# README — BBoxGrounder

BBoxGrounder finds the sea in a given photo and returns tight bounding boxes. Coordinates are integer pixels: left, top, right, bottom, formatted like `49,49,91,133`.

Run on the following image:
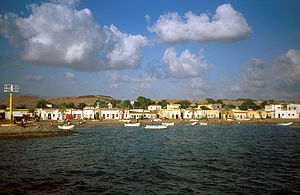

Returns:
0,124,299,194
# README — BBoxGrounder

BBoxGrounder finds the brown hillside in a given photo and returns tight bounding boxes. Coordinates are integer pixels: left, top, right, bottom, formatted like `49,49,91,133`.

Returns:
0,96,46,109
45,95,114,106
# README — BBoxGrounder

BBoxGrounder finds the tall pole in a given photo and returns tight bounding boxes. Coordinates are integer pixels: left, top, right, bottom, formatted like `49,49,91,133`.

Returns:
10,91,13,124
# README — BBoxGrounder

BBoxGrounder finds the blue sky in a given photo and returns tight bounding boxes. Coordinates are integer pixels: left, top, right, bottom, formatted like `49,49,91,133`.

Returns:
0,0,299,101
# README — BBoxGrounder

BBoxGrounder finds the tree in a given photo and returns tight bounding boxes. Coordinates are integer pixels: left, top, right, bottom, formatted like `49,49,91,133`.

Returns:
110,100,122,108
157,100,169,109
36,100,47,108
15,105,26,109
134,96,155,109
239,99,260,110
175,100,191,109
78,103,87,110
205,98,216,104
121,100,133,109
0,105,7,109
94,100,107,108
67,102,77,109
200,106,211,110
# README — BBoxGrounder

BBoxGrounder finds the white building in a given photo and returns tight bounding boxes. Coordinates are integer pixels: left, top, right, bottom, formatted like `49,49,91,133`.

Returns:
5,109,33,120
83,107,95,119
36,108,63,120
148,105,162,111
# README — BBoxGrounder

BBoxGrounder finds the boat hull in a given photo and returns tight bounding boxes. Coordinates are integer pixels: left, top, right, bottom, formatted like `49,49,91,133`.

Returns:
144,125,168,129
124,123,140,127
58,125,75,130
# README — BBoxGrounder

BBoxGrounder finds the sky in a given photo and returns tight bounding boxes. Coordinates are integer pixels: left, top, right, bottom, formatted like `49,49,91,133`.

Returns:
0,0,299,101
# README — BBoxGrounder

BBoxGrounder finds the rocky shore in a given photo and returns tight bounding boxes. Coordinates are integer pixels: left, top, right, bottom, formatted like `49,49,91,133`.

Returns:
0,121,77,139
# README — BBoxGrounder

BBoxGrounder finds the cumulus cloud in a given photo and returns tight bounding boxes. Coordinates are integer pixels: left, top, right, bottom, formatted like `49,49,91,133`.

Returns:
274,49,300,85
65,72,75,80
163,47,212,78
148,3,251,43
0,1,149,72
231,58,266,94
25,74,43,81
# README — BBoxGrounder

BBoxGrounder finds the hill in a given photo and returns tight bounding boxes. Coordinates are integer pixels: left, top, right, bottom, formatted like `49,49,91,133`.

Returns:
0,95,114,109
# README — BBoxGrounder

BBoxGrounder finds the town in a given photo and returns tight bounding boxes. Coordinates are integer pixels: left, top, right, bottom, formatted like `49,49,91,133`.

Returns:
1,96,299,123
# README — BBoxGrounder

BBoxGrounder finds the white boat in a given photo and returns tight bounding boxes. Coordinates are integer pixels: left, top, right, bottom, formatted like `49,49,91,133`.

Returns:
162,122,174,126
153,119,162,122
144,125,168,129
124,123,140,127
199,122,208,126
277,122,293,126
191,122,197,126
190,119,198,122
58,125,75,130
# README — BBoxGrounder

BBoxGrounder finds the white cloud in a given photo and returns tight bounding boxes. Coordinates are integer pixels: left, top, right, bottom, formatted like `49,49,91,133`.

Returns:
106,72,157,83
65,72,75,80
0,1,149,72
110,83,118,89
25,74,43,81
274,49,300,85
148,3,251,43
163,47,212,78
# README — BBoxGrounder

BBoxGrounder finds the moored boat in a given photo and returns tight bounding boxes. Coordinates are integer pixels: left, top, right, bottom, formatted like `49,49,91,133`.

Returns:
144,125,168,129
236,118,251,121
191,122,197,126
199,122,208,126
291,122,300,128
124,123,140,127
277,122,293,126
162,122,174,126
58,125,75,130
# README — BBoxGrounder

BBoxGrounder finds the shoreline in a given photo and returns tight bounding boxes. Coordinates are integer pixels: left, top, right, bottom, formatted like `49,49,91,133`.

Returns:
0,118,298,139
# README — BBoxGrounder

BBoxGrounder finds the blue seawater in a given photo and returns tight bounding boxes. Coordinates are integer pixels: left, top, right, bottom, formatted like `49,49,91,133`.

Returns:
0,124,299,194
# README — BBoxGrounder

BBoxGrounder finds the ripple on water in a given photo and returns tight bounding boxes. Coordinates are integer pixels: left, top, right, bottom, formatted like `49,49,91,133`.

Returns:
0,124,299,194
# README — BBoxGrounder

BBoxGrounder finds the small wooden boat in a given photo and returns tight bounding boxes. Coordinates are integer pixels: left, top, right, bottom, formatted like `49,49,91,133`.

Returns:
277,122,293,126
199,122,208,126
190,119,198,122
291,122,300,128
58,125,75,130
144,125,168,129
191,122,197,126
124,123,140,127
162,122,174,126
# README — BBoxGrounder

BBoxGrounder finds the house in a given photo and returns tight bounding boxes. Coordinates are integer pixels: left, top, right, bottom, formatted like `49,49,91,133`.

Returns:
198,104,222,110
5,109,33,120
266,104,300,119
167,104,180,110
72,109,84,120
247,110,261,119
100,109,121,120
232,109,248,119
148,105,162,111
36,108,63,120
222,109,233,120
83,107,95,119
202,109,221,119
160,109,182,119
130,110,156,119
183,109,194,119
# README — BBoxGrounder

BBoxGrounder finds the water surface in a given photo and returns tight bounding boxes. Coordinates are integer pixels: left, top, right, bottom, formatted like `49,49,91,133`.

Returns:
1,124,299,194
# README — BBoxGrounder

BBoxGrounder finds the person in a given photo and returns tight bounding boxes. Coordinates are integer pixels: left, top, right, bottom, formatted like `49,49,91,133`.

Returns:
21,120,24,128
49,121,53,127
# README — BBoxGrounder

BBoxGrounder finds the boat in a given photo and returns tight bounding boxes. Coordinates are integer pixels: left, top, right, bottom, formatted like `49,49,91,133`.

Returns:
162,122,174,126
153,119,162,122
144,125,168,129
124,123,140,127
277,122,293,126
199,122,208,126
236,118,251,121
58,125,75,130
190,119,198,122
191,122,197,126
